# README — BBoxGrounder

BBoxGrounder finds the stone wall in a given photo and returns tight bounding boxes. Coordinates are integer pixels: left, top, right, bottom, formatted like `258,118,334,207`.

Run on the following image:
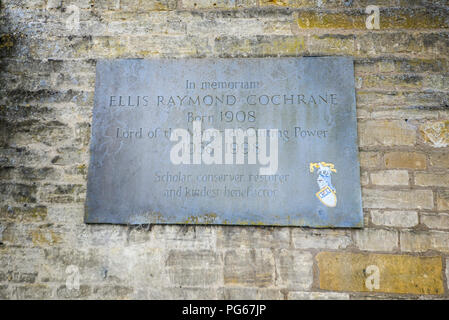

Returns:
0,0,448,299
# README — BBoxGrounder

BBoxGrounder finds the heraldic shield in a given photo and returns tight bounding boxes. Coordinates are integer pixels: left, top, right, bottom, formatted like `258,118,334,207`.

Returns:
310,162,337,208
316,185,337,207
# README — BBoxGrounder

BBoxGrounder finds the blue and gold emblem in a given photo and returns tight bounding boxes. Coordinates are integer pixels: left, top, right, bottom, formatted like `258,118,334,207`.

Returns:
309,162,337,207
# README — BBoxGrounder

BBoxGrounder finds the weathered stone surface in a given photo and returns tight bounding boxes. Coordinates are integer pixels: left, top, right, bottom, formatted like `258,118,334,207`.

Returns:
128,225,217,250
415,173,449,187
166,249,221,268
105,246,171,290
384,152,427,170
217,227,289,249
401,231,449,253
145,287,221,300
46,206,84,224
360,171,369,186
437,191,449,211
359,108,439,121
166,250,223,287
357,91,449,109
56,285,92,299
353,228,398,252
37,247,107,284
287,291,350,300
359,151,382,169
224,249,275,287
364,73,415,90
11,284,54,299
182,0,240,9
0,285,8,300
168,267,222,287
219,288,283,300
39,183,85,204
421,214,449,230
0,271,37,283
91,285,134,299
0,248,45,275
0,205,47,222
429,152,449,168
306,34,355,56
215,35,308,57
370,170,409,186
1,223,73,247
317,252,444,295
295,8,449,30
292,229,352,250
0,183,37,203
371,210,418,228
356,32,449,58
274,250,313,290
359,121,416,147
362,189,433,210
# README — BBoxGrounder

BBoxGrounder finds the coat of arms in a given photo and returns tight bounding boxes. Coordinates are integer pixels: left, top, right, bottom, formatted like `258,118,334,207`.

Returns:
309,162,337,207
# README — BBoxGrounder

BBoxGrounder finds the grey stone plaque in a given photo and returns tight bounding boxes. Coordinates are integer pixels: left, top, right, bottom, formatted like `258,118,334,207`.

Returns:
86,57,363,227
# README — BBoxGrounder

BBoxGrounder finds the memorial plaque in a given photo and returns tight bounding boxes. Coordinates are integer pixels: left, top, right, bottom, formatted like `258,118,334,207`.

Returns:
86,57,363,227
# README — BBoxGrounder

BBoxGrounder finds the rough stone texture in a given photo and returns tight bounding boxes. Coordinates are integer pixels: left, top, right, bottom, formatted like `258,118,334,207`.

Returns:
384,152,427,170
292,229,352,250
219,287,283,300
353,229,398,252
400,231,449,253
437,191,449,211
287,291,350,300
359,121,416,147
421,214,449,230
274,250,313,290
359,151,382,169
371,210,418,228
429,152,449,168
0,0,448,299
224,249,275,288
317,252,444,295
362,189,434,210
370,170,409,186
415,173,449,187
